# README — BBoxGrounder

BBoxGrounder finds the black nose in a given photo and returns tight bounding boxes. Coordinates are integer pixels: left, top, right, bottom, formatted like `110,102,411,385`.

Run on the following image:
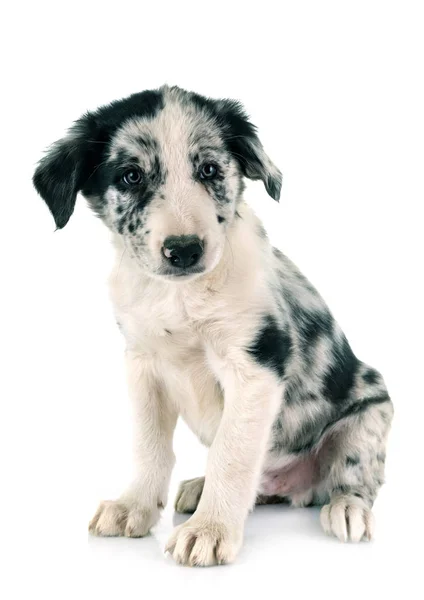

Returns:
162,236,203,269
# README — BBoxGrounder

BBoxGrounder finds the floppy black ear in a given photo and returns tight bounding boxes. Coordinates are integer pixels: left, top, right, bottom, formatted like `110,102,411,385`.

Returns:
33,116,95,229
216,100,282,201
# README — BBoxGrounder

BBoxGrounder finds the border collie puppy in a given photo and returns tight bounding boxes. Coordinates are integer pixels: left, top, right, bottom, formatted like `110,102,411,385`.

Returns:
33,85,393,566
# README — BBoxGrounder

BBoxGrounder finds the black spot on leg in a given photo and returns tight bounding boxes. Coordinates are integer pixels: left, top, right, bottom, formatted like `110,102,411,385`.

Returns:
346,455,361,467
217,215,225,223
248,315,292,379
128,223,135,234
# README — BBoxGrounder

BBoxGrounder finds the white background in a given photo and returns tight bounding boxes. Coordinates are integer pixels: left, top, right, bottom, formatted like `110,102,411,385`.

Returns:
2,1,423,598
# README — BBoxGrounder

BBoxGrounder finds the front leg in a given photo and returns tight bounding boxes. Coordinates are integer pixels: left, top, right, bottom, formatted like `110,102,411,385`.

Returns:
89,351,177,537
166,358,283,566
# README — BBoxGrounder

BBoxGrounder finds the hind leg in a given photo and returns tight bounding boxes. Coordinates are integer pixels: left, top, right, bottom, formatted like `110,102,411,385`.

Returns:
318,378,393,542
174,477,205,514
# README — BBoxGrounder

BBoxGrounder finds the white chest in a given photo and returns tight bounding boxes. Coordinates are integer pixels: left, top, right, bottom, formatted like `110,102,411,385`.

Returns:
112,275,224,445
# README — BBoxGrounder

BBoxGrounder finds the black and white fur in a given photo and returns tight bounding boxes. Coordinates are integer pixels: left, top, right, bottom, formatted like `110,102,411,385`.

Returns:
33,85,393,566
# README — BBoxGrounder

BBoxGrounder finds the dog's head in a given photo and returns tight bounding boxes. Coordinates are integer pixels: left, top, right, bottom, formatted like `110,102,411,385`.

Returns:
34,86,281,280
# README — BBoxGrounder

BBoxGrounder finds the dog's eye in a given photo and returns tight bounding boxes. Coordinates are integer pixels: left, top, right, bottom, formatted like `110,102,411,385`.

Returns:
122,168,142,185
199,163,218,180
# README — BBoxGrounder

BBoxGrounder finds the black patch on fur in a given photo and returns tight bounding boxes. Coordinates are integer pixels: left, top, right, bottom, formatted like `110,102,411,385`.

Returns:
322,335,359,403
286,438,315,455
185,89,282,200
346,455,360,467
33,89,164,228
329,394,391,427
362,368,380,385
248,315,292,379
282,286,334,371
298,310,333,347
217,215,225,223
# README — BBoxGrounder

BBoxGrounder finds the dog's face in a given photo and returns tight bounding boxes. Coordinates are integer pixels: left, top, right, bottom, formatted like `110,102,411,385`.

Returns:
34,86,281,280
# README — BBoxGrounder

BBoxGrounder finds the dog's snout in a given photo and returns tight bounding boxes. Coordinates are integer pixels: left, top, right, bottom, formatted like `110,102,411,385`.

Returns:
162,236,203,269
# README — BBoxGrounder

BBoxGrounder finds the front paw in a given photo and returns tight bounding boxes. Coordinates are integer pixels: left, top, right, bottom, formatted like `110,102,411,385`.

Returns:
320,496,375,542
89,500,160,538
165,515,242,567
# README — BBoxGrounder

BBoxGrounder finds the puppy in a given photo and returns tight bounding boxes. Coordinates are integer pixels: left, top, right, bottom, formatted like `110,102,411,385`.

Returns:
33,85,393,566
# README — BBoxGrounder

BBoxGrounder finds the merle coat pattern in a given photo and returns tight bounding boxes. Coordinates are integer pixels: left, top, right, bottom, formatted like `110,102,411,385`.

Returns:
33,85,393,566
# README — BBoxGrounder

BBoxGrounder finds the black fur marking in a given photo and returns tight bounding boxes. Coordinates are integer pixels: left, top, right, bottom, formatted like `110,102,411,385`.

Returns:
286,438,315,455
185,89,282,200
215,99,282,200
281,403,333,454
322,334,359,404
362,368,380,385
346,455,361,467
217,215,225,223
136,135,159,154
296,309,333,367
33,89,164,228
282,393,391,456
332,485,351,496
328,394,391,427
91,90,164,131
248,315,292,379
